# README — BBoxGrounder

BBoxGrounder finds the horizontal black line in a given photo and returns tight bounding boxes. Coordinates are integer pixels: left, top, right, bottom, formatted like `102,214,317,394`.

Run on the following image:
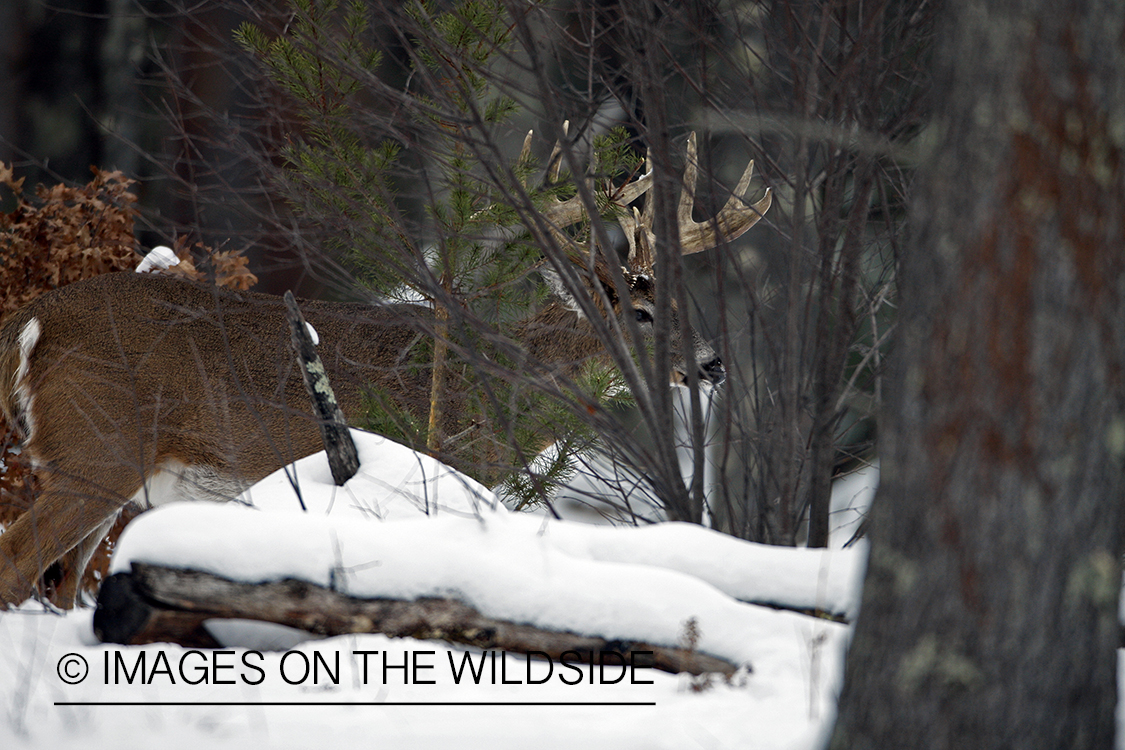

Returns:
54,701,657,707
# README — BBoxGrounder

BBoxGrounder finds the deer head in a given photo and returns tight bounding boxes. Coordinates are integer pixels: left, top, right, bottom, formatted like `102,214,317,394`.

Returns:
520,128,772,390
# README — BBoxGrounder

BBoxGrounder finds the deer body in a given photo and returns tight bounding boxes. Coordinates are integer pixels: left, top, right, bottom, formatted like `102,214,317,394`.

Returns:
0,268,718,607
0,132,770,608
0,273,434,606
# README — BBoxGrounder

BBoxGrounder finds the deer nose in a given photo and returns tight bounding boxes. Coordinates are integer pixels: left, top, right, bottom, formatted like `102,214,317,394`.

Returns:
700,357,726,385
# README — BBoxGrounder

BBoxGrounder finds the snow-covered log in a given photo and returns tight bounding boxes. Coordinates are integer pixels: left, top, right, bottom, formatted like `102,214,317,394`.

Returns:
93,563,737,675
92,431,855,686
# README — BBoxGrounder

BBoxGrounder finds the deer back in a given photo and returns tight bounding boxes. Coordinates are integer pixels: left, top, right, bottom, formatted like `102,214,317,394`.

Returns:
1,272,436,497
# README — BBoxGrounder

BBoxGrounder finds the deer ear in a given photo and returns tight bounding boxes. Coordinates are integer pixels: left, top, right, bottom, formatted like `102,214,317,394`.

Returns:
541,268,583,314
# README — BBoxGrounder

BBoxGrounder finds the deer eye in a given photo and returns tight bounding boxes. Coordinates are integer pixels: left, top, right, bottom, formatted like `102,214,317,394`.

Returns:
633,308,653,324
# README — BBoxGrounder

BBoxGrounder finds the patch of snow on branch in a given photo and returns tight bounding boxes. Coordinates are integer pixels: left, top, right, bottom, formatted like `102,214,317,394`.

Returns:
135,245,180,273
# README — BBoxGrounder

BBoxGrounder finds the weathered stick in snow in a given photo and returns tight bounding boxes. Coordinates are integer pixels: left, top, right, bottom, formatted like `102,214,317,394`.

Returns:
283,291,359,486
94,564,740,676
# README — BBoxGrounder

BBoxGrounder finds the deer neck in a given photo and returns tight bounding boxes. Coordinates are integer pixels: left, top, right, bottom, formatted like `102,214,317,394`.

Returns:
513,302,608,375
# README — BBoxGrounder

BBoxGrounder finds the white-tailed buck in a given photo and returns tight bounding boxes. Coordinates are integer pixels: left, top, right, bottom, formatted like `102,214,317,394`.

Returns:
0,133,770,608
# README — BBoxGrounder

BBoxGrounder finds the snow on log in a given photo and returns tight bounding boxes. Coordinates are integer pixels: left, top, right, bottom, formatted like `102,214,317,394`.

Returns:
241,430,865,619
94,431,855,681
536,521,865,620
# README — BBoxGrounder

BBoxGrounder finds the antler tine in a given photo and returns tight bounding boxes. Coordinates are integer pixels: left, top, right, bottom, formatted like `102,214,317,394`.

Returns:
615,157,654,207
678,132,700,232
517,129,534,189
546,120,569,184
621,205,656,271
620,154,656,270
540,121,588,231
640,154,655,234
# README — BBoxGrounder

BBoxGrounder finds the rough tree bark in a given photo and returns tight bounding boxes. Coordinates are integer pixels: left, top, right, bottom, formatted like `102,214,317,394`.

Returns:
832,0,1125,746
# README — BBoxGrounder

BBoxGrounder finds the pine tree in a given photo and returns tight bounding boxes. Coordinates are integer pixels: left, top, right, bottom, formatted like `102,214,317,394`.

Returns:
236,0,640,502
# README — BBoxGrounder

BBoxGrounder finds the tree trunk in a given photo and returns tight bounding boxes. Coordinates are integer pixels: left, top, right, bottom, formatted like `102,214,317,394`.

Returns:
832,0,1125,746
427,301,450,454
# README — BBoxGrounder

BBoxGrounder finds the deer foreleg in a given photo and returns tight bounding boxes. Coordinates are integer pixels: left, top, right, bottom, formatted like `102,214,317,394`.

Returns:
0,471,134,609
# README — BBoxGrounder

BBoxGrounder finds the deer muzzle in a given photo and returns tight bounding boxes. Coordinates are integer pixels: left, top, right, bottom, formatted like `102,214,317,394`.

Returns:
700,356,726,386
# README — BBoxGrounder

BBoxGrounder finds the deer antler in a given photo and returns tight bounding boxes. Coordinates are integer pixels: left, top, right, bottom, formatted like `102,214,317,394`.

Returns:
679,133,772,256
525,127,769,268
533,122,655,247
621,132,772,270
620,201,656,270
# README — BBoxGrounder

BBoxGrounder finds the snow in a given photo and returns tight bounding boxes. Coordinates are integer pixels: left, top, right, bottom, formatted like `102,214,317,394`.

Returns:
134,245,179,273
236,430,500,520
2,606,845,749
2,429,868,749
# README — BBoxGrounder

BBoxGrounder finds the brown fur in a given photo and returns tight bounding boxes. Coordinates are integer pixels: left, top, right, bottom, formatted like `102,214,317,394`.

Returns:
0,273,429,606
0,270,718,608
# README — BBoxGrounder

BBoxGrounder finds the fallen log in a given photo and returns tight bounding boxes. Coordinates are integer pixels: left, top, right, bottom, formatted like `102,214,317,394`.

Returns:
94,563,741,676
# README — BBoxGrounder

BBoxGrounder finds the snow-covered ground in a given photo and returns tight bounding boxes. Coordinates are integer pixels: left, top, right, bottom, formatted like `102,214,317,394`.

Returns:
1,431,875,749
